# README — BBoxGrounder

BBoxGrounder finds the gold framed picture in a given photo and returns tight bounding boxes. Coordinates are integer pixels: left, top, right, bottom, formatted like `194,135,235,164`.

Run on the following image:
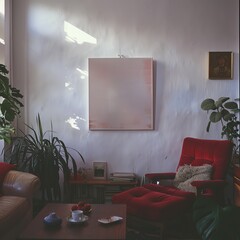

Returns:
208,52,233,80
93,162,107,180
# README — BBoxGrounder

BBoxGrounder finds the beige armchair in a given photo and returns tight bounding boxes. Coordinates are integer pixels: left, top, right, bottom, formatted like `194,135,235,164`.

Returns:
0,170,40,240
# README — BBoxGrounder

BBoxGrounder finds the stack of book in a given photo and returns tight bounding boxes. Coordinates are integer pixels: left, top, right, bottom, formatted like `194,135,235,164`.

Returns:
109,172,136,182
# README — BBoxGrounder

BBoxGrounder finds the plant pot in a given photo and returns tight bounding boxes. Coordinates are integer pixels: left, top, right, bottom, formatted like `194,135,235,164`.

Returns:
233,162,240,207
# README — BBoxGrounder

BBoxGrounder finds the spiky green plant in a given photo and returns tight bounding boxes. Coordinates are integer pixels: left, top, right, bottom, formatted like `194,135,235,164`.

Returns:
8,114,84,202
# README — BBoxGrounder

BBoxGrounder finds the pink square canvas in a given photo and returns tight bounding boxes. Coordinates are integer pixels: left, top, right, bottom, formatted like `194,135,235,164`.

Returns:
89,58,153,130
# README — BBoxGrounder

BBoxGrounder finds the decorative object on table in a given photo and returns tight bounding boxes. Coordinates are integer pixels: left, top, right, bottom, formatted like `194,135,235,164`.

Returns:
93,162,107,180
6,114,85,202
109,172,136,182
66,215,88,224
201,97,239,164
0,64,24,144
98,216,123,224
208,52,233,80
67,205,89,224
71,201,92,215
71,209,83,221
89,58,154,130
75,167,93,180
43,212,62,227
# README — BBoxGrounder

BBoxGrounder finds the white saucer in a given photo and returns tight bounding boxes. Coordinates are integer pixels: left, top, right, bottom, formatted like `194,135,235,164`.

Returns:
67,215,88,224
98,216,123,224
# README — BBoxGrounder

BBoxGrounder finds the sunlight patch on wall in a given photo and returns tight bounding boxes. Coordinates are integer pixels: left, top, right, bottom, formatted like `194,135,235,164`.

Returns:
0,38,5,45
0,0,4,16
64,21,97,45
66,115,86,130
76,68,88,80
65,82,74,90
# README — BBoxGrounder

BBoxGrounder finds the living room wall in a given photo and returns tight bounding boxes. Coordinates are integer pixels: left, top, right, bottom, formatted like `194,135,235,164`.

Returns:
10,0,239,177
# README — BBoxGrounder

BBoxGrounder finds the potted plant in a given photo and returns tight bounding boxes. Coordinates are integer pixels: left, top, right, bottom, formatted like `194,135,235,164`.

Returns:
201,97,240,161
7,114,85,202
0,64,23,143
201,97,240,205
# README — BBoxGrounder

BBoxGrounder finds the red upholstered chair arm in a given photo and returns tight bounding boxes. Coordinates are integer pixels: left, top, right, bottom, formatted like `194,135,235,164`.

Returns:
145,172,176,183
191,179,226,188
191,180,226,196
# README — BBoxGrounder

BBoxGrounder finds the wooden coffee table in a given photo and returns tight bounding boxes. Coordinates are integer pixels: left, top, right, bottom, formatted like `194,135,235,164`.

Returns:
18,203,126,240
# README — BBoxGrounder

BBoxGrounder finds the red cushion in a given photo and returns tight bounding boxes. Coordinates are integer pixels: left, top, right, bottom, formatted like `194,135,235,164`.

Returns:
144,184,195,199
0,162,16,192
112,185,195,222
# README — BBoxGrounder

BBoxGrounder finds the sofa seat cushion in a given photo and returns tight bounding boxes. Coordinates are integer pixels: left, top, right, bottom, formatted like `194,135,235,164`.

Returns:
0,196,29,233
112,184,195,222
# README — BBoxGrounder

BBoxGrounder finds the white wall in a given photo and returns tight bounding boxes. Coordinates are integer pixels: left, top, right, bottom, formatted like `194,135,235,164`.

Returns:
11,0,239,177
0,0,4,158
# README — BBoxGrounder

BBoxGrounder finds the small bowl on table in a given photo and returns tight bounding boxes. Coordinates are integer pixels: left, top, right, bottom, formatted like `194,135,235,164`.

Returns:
43,212,62,228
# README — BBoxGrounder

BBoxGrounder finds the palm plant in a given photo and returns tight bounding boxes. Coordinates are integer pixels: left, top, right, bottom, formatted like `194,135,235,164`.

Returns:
7,114,84,202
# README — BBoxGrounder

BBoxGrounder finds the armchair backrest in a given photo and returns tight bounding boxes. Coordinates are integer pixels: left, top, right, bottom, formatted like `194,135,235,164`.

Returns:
178,137,233,180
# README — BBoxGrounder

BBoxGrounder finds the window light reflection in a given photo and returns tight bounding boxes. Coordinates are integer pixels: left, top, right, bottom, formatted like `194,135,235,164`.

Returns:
0,0,4,15
0,38,5,45
76,68,88,79
65,82,73,90
64,21,97,45
66,116,86,130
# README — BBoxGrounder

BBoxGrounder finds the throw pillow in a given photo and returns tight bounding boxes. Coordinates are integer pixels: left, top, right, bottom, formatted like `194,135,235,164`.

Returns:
0,162,16,192
174,164,213,194
174,164,192,186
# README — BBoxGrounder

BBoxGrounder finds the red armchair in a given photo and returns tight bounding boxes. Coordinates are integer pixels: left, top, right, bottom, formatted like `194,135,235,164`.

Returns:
112,137,233,238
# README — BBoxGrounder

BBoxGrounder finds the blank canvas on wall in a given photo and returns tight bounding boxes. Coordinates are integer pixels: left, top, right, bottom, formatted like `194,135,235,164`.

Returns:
88,58,153,130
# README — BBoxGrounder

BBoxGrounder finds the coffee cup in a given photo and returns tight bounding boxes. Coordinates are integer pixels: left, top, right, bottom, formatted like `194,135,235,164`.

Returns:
71,210,83,221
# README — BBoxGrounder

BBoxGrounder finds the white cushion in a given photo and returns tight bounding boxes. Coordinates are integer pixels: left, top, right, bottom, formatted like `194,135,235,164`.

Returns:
174,164,213,194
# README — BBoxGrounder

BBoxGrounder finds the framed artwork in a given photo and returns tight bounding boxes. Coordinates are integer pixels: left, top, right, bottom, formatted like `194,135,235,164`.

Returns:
93,162,107,180
208,52,233,79
88,58,154,130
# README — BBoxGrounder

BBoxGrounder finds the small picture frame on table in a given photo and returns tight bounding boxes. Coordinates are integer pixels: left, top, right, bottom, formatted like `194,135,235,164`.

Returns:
93,162,107,180
208,51,233,80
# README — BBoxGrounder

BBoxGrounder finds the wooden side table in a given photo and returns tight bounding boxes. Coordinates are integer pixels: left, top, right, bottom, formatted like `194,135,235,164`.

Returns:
66,177,138,203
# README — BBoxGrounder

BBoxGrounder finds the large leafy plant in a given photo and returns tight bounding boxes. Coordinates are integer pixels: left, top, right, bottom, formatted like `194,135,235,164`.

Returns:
0,64,23,143
7,114,84,202
201,97,240,157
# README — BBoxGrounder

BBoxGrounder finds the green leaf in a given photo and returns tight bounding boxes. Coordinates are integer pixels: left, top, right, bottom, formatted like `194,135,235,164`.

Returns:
0,75,9,87
215,97,230,108
221,109,230,121
223,113,235,121
210,112,222,123
0,64,9,75
224,101,238,110
201,99,216,110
